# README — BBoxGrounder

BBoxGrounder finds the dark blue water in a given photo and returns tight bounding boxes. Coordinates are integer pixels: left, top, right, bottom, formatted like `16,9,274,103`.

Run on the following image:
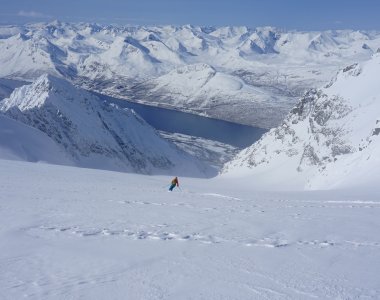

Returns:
97,93,267,148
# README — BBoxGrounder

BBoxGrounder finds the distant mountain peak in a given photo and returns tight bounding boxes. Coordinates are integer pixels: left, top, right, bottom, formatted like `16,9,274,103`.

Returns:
1,74,81,111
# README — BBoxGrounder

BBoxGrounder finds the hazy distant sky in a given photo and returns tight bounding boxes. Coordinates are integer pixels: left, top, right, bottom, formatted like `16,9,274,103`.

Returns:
0,0,379,30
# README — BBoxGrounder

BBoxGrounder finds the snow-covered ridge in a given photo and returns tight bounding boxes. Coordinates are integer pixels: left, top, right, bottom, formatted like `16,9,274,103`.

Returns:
222,54,380,190
1,22,380,127
0,74,211,176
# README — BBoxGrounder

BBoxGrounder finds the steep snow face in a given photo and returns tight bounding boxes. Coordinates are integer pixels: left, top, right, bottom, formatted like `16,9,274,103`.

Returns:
0,75,210,176
1,22,380,127
0,114,72,164
222,54,380,190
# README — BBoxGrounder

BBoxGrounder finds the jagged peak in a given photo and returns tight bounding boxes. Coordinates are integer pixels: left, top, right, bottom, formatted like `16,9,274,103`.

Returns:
0,76,49,111
46,19,64,27
254,26,282,34
33,73,62,88
0,74,89,111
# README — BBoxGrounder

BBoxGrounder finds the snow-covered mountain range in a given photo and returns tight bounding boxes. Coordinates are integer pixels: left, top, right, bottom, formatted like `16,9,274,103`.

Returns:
222,54,380,190
0,74,210,176
1,22,380,127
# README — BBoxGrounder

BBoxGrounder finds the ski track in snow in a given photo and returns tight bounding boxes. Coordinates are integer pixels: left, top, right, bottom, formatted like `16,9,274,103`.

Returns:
27,223,380,250
24,189,380,250
1,160,380,299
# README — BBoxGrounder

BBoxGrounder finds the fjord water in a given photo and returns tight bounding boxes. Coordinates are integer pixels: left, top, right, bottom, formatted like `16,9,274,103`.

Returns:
98,93,267,148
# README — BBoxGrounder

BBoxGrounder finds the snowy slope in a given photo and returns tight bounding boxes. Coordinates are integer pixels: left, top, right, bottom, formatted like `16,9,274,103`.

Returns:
0,75,210,176
222,54,380,190
0,114,72,164
1,159,380,299
1,22,380,127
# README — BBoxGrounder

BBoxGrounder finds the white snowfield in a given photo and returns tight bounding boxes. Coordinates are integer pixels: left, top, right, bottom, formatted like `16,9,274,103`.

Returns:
223,54,380,190
0,159,379,299
1,22,380,127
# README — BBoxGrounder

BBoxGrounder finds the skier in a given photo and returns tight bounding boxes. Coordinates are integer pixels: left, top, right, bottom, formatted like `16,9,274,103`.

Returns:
169,176,179,191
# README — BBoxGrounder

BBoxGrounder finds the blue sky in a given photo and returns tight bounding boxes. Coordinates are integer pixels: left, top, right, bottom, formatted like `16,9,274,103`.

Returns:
0,0,379,30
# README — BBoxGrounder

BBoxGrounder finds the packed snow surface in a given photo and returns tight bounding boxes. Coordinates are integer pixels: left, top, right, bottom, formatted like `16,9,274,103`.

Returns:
0,159,379,299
